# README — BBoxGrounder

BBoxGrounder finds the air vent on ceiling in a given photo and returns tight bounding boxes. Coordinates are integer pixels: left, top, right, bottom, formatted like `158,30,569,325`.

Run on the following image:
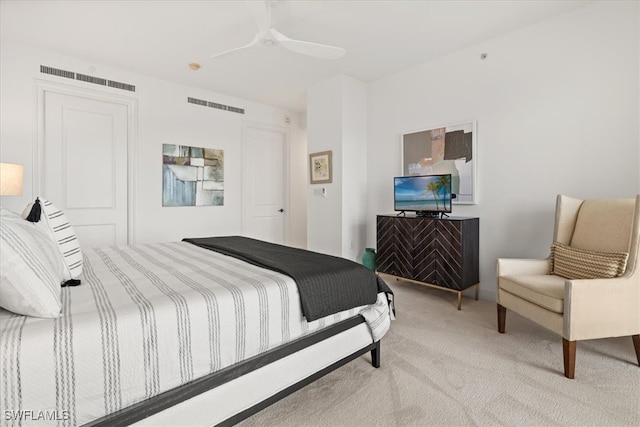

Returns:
187,97,245,115
40,65,136,93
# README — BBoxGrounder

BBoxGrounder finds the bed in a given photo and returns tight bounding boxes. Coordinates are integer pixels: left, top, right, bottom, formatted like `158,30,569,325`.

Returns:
0,222,393,426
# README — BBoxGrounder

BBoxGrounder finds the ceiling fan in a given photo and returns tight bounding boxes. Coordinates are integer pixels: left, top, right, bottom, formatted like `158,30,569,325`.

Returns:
210,1,346,60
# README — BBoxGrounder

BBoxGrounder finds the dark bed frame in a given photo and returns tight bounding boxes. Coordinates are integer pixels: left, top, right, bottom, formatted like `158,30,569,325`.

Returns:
85,315,381,427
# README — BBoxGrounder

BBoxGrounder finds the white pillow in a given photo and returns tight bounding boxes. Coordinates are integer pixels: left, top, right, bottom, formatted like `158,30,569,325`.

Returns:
23,198,83,281
0,208,64,317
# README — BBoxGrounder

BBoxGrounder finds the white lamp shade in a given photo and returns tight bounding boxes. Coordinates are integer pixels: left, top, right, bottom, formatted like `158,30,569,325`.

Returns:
0,163,24,196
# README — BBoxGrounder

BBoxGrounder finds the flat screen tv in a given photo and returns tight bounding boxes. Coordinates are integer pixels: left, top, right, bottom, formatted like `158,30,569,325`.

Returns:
394,174,453,217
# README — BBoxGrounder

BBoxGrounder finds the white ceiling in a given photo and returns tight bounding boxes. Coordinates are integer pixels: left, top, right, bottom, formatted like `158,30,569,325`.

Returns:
1,0,592,112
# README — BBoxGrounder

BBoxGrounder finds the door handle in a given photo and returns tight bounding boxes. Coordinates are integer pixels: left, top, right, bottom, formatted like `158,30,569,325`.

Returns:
278,209,284,212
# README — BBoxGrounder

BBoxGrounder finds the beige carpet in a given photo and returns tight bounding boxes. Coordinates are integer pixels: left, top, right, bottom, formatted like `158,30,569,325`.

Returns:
238,276,640,426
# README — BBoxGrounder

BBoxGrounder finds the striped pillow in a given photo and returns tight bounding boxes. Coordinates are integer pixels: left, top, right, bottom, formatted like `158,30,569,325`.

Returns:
549,242,628,280
0,208,63,317
22,198,83,280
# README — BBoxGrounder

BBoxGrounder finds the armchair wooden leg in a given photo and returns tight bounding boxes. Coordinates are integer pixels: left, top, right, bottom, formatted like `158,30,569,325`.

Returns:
632,335,640,366
497,304,506,333
563,339,576,379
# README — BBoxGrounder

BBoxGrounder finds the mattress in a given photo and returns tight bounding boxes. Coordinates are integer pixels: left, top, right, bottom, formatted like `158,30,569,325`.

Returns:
0,241,391,427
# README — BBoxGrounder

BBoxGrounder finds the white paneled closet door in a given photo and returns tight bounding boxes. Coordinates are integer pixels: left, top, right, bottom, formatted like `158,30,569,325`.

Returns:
242,124,288,245
41,90,130,248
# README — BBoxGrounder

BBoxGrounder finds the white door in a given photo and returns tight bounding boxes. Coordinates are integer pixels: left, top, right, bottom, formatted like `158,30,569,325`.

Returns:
242,125,288,244
41,90,129,248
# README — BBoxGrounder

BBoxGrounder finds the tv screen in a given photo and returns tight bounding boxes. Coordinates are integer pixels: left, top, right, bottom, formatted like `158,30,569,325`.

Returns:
394,174,452,216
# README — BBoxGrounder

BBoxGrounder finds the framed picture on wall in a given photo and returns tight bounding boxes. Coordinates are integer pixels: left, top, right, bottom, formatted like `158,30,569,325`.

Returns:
401,121,477,204
309,150,333,184
162,143,224,206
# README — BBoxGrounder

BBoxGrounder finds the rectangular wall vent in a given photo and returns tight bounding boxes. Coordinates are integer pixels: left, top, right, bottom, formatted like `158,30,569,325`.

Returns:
187,97,208,106
108,80,136,92
40,65,136,93
76,73,107,86
188,97,245,115
40,65,75,79
227,106,245,114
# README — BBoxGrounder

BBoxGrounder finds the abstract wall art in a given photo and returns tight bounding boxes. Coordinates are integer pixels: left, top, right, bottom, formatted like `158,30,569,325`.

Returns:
162,143,224,206
401,121,476,204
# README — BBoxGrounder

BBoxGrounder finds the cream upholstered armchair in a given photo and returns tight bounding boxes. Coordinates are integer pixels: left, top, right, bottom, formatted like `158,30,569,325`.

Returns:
497,194,640,378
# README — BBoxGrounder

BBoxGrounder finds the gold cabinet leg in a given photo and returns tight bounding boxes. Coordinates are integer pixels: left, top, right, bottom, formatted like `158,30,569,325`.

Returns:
382,273,478,311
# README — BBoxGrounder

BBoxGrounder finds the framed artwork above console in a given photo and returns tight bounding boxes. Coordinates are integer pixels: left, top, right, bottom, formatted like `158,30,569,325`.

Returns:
401,121,476,204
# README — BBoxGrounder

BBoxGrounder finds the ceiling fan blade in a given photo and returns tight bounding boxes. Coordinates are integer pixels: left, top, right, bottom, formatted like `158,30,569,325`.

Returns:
256,0,273,37
210,33,261,59
270,28,346,60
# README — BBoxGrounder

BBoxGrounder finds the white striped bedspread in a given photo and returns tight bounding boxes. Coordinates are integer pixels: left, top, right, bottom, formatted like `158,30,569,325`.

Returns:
0,241,391,427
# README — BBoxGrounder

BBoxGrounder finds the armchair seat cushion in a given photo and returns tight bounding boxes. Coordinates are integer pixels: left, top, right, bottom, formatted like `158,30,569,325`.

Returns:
500,274,566,314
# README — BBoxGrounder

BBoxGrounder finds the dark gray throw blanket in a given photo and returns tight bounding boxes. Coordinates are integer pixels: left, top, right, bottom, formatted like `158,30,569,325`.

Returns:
184,236,392,321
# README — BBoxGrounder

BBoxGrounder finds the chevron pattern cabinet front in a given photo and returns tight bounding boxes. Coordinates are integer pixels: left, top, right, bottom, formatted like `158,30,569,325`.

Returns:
376,215,479,291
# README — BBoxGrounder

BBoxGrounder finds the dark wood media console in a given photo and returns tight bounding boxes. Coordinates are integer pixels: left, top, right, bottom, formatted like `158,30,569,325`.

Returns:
376,215,479,309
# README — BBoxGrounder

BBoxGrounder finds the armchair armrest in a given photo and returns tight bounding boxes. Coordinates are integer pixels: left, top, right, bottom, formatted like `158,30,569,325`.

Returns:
497,258,550,277
564,276,640,341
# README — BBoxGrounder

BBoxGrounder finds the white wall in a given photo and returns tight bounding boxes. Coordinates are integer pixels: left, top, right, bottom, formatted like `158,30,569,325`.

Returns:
367,1,640,300
341,77,368,261
288,124,308,249
0,41,307,246
307,76,344,257
307,75,368,260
